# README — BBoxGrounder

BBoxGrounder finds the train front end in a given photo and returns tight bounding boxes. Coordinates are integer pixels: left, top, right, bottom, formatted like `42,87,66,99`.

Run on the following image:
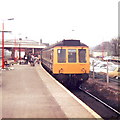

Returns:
52,40,90,88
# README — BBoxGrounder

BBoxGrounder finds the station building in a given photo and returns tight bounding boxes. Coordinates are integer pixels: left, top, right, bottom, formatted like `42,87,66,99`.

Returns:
0,39,49,59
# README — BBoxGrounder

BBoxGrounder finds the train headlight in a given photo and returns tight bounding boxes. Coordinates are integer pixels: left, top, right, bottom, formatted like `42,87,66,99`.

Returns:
81,68,86,73
59,68,63,73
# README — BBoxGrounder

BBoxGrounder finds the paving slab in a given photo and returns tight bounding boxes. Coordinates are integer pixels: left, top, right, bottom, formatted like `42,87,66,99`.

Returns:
1,64,101,119
2,64,66,118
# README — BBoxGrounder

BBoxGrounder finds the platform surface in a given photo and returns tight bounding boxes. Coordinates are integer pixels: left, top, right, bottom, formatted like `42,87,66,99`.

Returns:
1,64,101,119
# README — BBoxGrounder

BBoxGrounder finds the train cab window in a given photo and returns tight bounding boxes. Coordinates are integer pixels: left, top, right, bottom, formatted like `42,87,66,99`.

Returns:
57,49,66,63
78,49,86,63
68,49,76,63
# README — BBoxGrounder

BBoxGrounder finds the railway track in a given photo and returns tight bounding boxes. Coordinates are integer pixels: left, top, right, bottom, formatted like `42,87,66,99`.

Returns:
109,78,120,84
90,72,120,85
69,87,120,119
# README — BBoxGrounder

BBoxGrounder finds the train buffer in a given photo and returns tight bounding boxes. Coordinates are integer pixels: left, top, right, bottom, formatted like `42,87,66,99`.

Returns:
2,64,102,119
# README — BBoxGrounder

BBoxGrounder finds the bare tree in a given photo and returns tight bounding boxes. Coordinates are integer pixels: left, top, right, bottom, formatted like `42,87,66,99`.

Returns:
92,38,119,56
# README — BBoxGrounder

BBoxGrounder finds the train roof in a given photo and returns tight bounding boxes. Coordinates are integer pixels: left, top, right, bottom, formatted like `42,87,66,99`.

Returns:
43,39,88,50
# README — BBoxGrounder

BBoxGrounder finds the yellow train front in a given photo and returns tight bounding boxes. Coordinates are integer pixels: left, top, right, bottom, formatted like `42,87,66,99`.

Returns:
41,39,90,88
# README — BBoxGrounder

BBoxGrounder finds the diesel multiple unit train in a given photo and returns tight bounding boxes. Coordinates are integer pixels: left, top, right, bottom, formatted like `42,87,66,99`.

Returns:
41,39,90,88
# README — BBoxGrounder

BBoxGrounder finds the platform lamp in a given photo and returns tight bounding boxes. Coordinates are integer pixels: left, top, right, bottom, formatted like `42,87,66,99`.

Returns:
0,18,14,69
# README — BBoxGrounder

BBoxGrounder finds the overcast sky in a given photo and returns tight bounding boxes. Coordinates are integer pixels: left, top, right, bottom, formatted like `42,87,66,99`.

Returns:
0,0,118,47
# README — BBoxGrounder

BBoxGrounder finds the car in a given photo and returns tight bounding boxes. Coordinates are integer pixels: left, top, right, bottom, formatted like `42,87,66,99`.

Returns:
103,56,113,61
100,65,120,79
90,59,101,71
108,65,120,79
91,61,114,73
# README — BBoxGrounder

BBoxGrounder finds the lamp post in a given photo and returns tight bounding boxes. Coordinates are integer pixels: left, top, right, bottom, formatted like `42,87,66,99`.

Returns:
1,18,14,69
2,22,4,69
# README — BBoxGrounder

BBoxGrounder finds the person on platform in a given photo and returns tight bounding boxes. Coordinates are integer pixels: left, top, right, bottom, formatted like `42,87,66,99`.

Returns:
30,54,35,66
27,53,31,64
24,54,28,64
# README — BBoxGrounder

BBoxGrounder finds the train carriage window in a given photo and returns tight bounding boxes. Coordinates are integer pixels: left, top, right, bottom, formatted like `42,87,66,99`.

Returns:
78,49,86,63
57,49,66,63
68,49,76,63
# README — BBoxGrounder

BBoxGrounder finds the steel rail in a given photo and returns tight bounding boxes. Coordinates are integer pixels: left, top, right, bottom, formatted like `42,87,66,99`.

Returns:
109,78,120,84
79,87,120,115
